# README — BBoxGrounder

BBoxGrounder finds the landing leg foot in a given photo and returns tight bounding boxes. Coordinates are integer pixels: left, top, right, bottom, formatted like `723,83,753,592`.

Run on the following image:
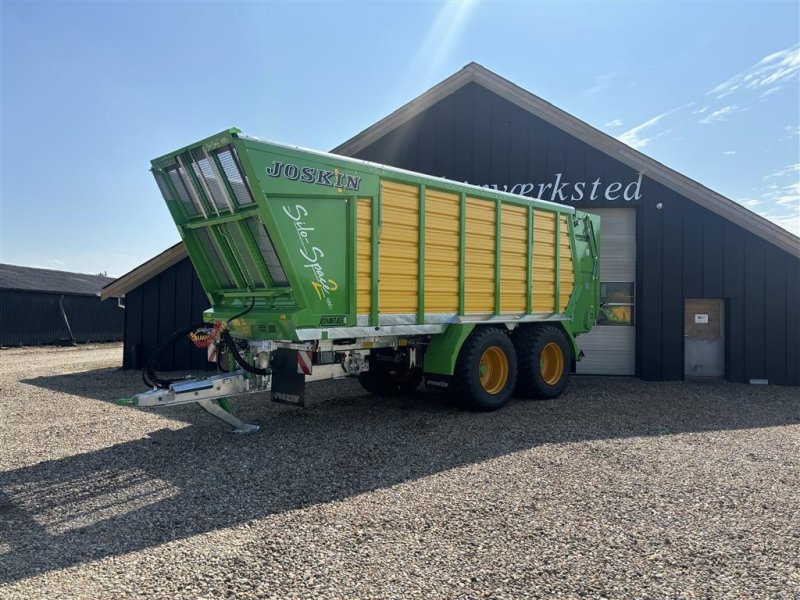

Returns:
198,399,260,434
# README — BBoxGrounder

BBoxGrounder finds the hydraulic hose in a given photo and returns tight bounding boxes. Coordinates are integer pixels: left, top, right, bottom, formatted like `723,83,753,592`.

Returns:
143,321,210,388
142,299,268,388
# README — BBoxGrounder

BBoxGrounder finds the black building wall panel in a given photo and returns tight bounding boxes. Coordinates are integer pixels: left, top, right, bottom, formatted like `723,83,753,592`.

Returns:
0,290,122,346
702,211,725,298
660,188,685,381
173,259,196,371
351,81,799,385
451,86,473,183
764,245,787,385
470,86,493,185
123,287,143,368
60,295,124,342
141,278,160,372
121,258,210,371
489,96,510,185
157,268,177,372
682,201,704,299
786,259,800,385
638,189,664,380
744,236,767,381
723,222,746,382
508,104,531,185
434,93,455,177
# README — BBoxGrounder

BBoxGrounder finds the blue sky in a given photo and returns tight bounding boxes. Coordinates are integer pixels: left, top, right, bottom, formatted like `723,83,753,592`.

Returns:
2,1,798,276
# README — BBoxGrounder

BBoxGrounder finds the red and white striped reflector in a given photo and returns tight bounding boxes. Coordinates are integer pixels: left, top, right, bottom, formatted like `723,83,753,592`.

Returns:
297,350,313,375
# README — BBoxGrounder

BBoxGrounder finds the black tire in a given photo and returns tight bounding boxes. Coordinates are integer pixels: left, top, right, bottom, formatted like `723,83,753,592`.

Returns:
452,327,517,411
512,324,570,400
358,364,423,396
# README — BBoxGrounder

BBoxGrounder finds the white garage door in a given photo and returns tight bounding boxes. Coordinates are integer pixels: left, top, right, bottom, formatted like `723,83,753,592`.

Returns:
576,208,636,375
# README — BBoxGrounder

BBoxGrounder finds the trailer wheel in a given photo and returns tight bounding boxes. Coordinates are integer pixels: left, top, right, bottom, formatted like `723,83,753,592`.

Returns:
512,325,570,400
453,327,517,411
358,365,423,397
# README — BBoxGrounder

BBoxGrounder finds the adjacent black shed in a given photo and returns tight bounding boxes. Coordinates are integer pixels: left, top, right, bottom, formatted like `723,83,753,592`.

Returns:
101,244,210,370
0,264,123,346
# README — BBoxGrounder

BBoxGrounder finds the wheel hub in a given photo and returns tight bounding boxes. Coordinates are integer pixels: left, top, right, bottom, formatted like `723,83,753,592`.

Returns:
540,342,564,385
479,346,509,394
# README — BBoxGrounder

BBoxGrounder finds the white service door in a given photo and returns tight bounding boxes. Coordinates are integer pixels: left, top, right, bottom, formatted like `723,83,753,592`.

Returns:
576,208,636,375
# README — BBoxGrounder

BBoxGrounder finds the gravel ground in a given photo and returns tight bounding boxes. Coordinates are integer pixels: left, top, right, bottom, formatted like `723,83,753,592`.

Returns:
0,343,798,599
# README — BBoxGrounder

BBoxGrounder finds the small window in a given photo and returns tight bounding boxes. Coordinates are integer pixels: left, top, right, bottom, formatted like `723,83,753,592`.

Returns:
597,282,634,326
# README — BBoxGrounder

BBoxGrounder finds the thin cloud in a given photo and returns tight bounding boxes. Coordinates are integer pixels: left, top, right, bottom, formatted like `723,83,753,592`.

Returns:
775,182,800,206
605,118,623,127
723,150,737,155
708,43,800,97
783,181,800,195
617,113,669,149
763,163,800,179
700,105,746,124
760,86,782,98
776,195,800,206
778,125,800,142
617,103,692,149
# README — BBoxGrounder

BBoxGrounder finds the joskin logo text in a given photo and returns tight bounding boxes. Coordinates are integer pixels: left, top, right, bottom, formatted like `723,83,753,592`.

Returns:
267,161,361,192
282,204,339,309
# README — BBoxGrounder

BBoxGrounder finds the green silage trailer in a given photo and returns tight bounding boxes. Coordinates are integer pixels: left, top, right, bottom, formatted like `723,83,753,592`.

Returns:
125,128,601,432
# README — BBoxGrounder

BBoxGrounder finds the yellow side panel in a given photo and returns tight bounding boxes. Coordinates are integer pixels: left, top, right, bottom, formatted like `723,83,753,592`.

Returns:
500,204,528,313
425,189,460,313
356,198,372,315
559,214,575,312
379,181,419,314
558,215,575,312
465,197,495,313
532,210,556,312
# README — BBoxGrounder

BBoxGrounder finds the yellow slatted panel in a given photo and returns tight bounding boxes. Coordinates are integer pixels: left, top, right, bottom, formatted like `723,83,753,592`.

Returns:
532,210,556,312
356,198,372,315
465,197,495,313
379,181,419,314
425,189,460,313
500,204,528,313
559,214,575,311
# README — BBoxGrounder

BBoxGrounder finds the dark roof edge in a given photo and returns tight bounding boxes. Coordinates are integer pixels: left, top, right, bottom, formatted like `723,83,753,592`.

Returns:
0,288,100,297
334,62,800,258
101,242,188,299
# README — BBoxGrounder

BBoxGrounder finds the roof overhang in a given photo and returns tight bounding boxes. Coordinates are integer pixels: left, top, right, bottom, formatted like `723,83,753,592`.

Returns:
101,242,188,300
335,62,800,258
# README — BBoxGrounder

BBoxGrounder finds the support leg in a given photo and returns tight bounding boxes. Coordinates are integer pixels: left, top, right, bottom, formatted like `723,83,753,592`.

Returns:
197,399,260,434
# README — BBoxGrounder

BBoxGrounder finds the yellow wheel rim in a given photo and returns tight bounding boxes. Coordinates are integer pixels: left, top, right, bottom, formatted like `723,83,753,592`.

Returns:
540,342,565,385
478,346,509,394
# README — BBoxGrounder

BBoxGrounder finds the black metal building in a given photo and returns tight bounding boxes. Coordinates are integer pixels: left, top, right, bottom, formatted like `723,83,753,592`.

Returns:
104,63,799,385
103,244,209,370
0,264,123,346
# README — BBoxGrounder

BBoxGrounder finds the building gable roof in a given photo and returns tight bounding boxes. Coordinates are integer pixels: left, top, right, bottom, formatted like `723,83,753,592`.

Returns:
334,62,799,258
0,263,116,296
101,242,187,300
103,62,800,299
